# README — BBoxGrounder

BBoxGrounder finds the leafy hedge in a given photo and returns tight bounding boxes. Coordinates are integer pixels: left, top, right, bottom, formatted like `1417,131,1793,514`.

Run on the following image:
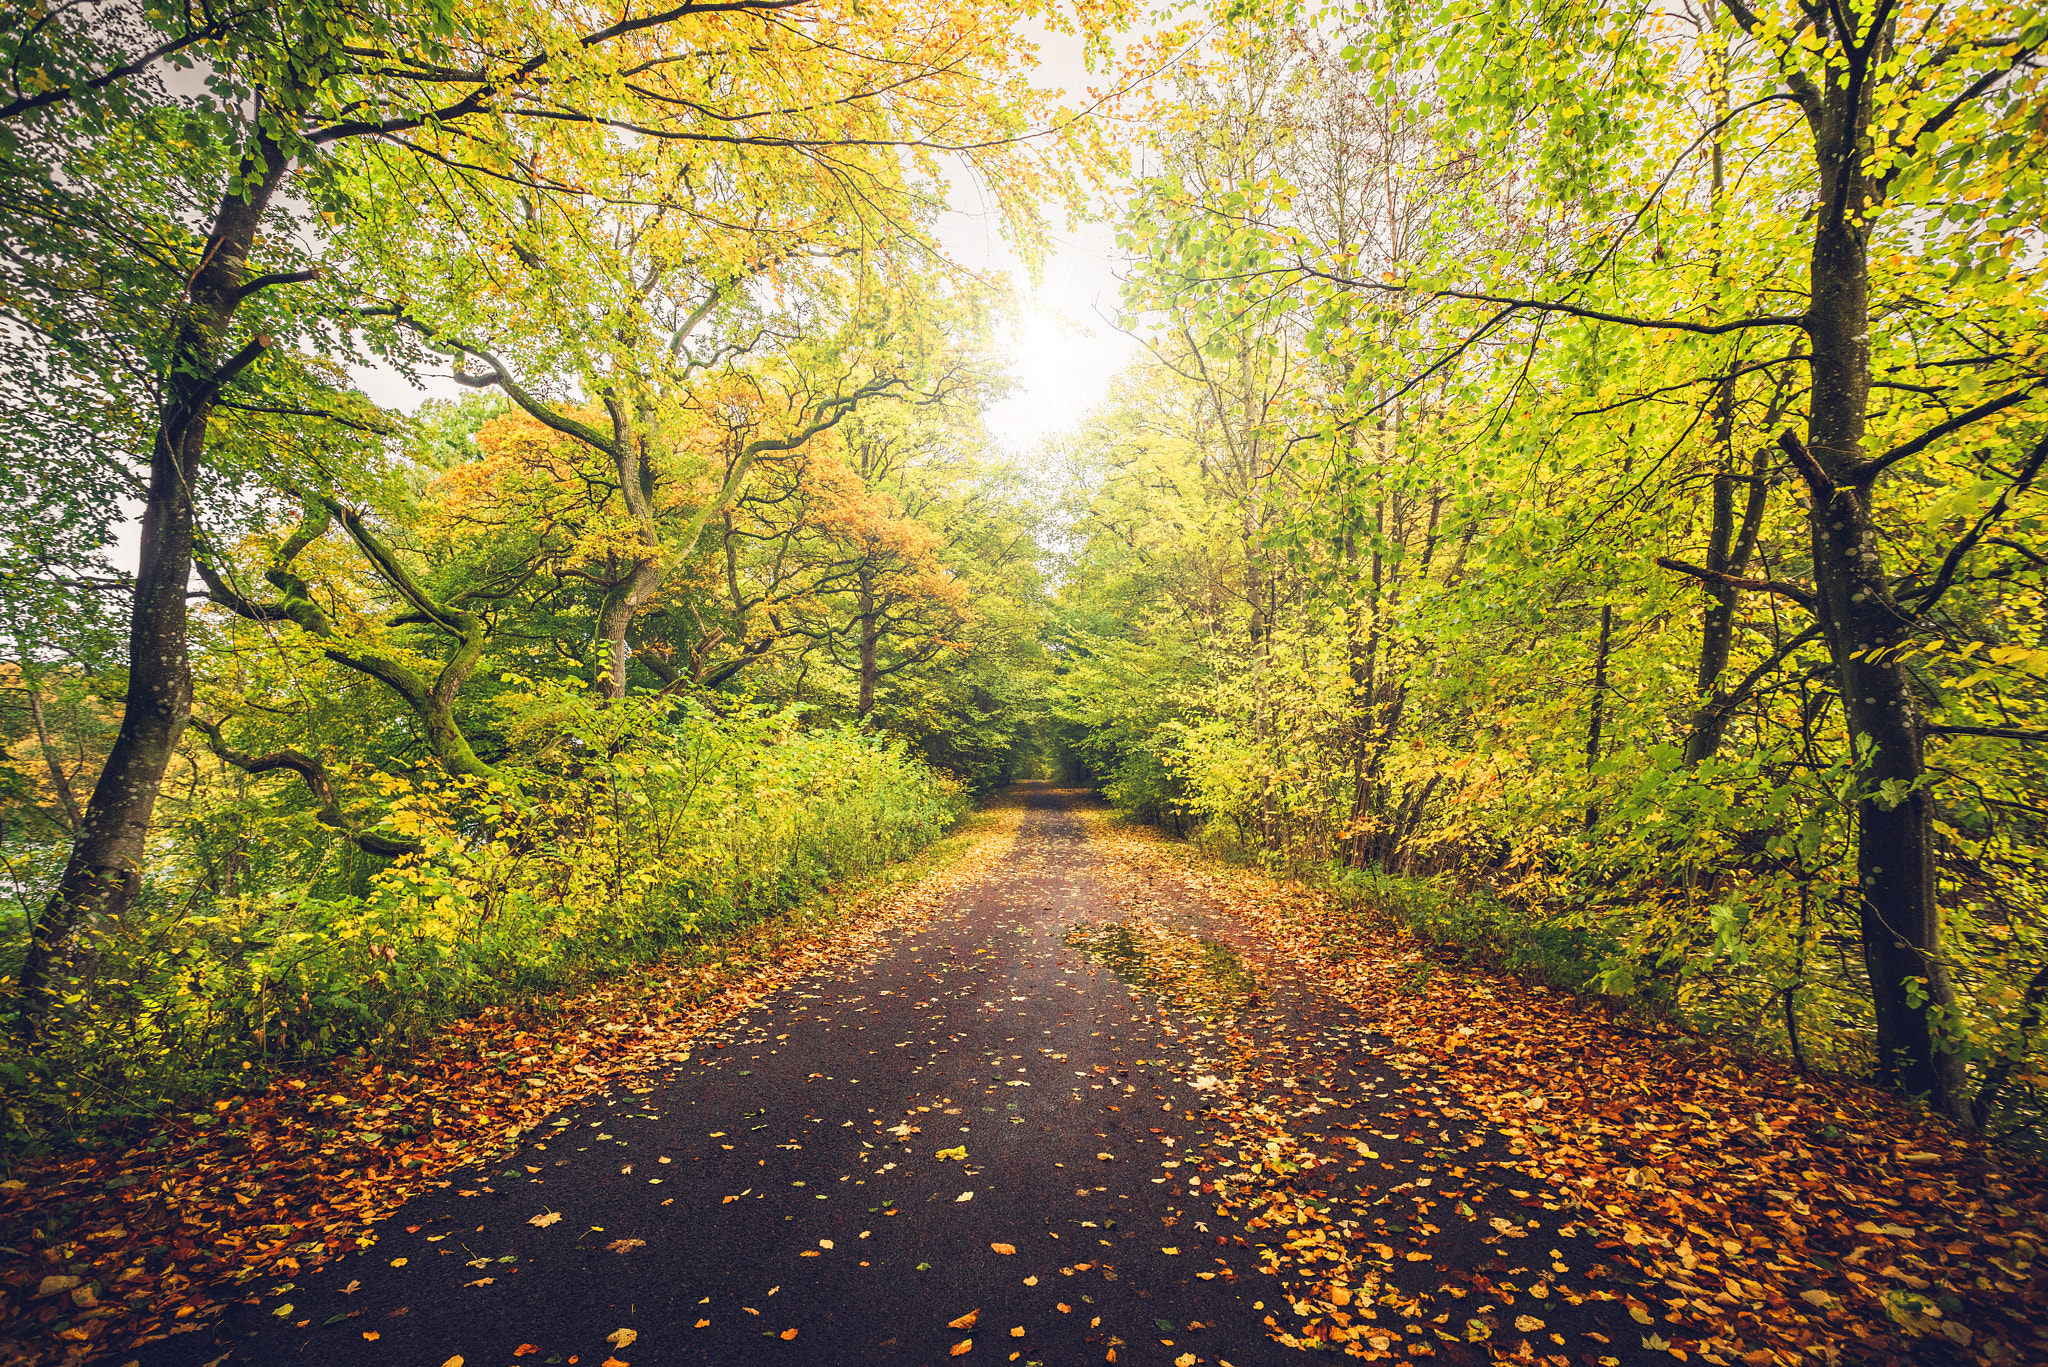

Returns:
0,696,964,1154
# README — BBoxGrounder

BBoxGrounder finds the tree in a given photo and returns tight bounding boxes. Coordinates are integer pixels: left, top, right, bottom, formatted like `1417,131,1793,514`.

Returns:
7,0,1124,1036
1102,0,2048,1121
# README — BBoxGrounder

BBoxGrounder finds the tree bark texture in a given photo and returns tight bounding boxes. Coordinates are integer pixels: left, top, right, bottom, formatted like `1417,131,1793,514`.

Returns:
15,138,290,1038
1793,44,1967,1117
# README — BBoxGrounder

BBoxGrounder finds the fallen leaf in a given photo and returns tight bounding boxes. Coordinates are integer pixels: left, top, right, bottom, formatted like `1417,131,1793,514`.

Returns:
1011,1326,1026,1337
363,1332,381,1342
937,1145,968,1161
442,1358,464,1367
950,1340,973,1356
1161,1246,1179,1255
514,1347,539,1358
1629,1306,1655,1325
389,1258,407,1267
1515,1315,1545,1332
272,1304,294,1317
607,1239,646,1254
956,1190,974,1202
1096,1152,1114,1161
529,1211,563,1228
781,1328,799,1340
950,1308,981,1330
695,1319,710,1328
462,1277,496,1287
991,1243,1016,1255
607,1328,638,1349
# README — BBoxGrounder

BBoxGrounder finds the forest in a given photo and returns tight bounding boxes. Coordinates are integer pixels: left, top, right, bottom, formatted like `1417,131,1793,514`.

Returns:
2,0,2045,1171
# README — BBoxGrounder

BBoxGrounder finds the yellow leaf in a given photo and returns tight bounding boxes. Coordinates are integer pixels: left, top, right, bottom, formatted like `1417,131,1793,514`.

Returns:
991,1243,1016,1255
608,1329,638,1349
529,1211,563,1227
937,1145,968,1161
1629,1305,1655,1325
442,1358,465,1367
363,1332,380,1342
1162,1247,1179,1255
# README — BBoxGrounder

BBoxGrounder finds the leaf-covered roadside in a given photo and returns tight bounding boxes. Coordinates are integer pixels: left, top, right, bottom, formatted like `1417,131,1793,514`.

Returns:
0,804,1021,1366
1082,818,2048,1366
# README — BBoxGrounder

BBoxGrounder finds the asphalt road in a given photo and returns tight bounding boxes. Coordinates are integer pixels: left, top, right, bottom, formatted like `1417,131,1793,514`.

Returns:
150,785,1642,1367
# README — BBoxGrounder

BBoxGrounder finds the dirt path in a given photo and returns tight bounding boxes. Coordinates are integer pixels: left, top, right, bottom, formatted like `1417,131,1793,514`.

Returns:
147,786,1643,1367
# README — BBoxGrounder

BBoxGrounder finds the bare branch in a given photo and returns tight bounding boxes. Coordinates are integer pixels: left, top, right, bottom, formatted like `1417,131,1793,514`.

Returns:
1656,555,1817,609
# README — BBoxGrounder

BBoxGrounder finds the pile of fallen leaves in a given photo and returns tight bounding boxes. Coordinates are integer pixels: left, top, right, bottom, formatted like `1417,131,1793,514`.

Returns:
1089,817,2048,1367
1062,916,1258,1020
0,802,1024,1367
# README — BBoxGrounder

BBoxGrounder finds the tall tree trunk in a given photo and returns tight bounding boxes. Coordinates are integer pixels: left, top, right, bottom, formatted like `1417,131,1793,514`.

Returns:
595,397,669,701
15,138,290,1039
857,567,879,720
24,676,83,833
1583,602,1612,831
1796,63,1966,1118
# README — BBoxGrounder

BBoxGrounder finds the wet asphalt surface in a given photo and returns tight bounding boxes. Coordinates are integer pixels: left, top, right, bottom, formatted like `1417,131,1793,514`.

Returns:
148,786,1648,1367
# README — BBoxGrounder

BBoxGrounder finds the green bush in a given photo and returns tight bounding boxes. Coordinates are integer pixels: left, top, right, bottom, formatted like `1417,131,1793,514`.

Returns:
1326,863,1616,994
0,697,965,1155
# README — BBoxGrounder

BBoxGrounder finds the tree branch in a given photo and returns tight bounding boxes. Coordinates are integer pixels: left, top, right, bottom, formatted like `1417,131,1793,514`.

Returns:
1851,383,2045,484
1777,429,1837,498
1905,432,2048,617
1656,555,1817,609
1924,724,2048,743
233,268,321,300
1301,268,1808,337
189,718,421,857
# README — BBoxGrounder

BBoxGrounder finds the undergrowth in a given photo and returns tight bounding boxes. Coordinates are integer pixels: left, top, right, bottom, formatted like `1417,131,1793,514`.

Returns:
0,704,969,1159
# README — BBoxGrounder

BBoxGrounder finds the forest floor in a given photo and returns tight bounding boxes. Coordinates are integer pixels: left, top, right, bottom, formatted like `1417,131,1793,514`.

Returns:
3,784,2044,1367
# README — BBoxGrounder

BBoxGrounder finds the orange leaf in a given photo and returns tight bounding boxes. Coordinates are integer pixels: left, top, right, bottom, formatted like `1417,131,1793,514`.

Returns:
950,1340,973,1356
949,1308,980,1330
514,1348,539,1358
991,1243,1016,1255
780,1328,799,1340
